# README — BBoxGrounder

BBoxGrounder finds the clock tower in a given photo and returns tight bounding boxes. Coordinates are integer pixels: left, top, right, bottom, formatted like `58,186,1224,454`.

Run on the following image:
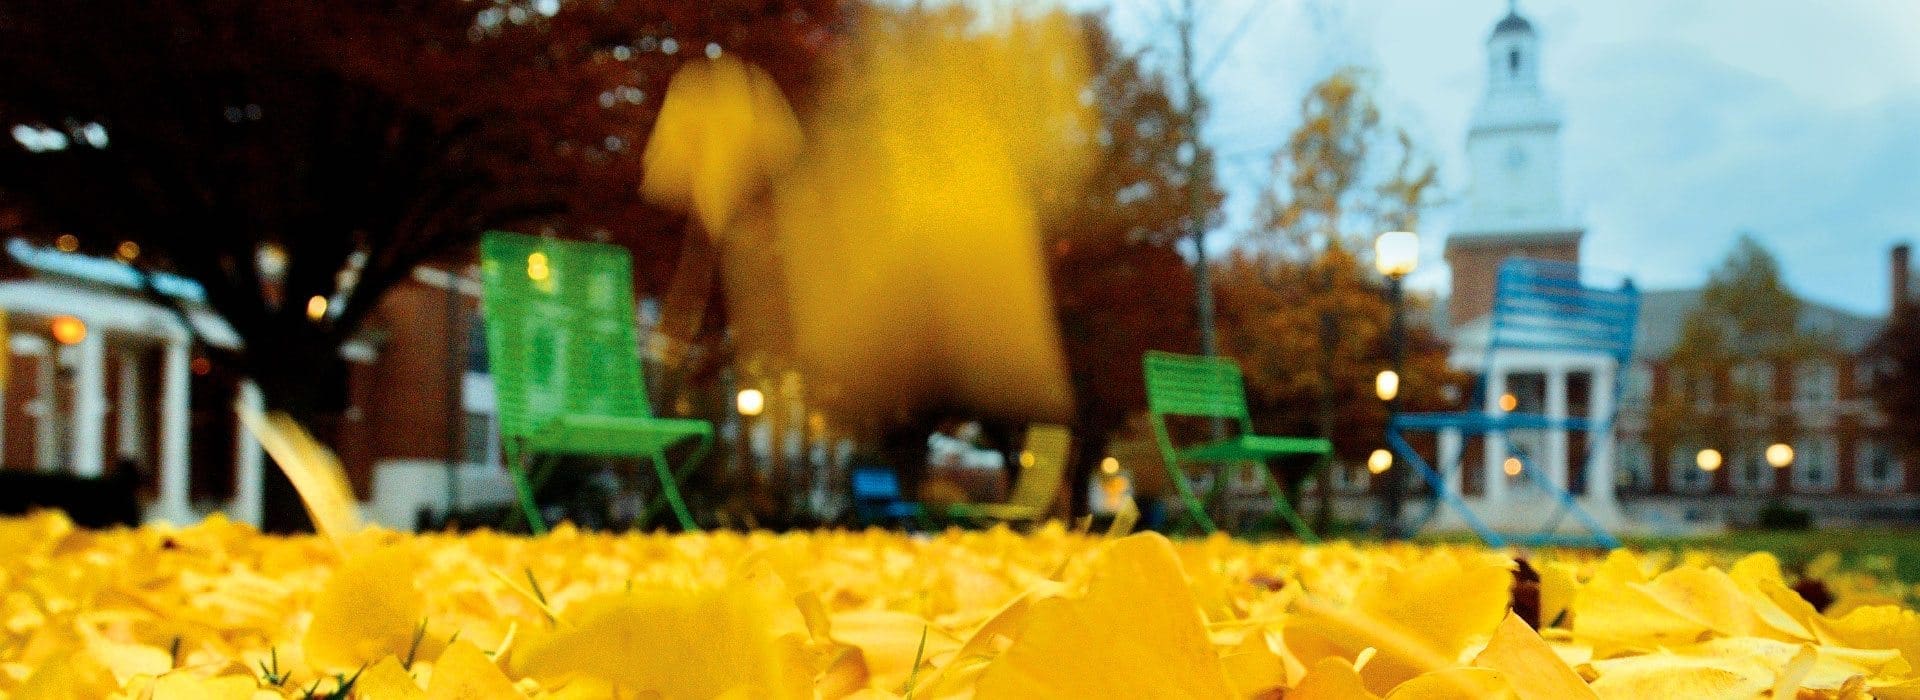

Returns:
1444,3,1583,327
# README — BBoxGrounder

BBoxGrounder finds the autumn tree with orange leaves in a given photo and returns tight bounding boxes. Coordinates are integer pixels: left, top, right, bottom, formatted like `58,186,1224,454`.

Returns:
1228,68,1458,532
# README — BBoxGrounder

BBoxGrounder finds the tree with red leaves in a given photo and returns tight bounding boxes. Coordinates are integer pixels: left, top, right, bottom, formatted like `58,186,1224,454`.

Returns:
0,0,841,529
1047,15,1221,517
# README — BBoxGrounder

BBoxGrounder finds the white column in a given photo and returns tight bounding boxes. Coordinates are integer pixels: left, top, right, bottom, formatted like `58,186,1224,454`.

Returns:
154,341,193,524
33,340,56,472
1483,364,1509,504
115,349,144,461
230,380,265,527
70,327,106,477
1439,428,1463,495
1587,360,1618,505
1545,363,1569,491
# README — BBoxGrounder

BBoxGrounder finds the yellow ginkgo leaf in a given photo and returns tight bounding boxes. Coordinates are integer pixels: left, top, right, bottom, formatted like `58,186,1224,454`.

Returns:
1288,656,1380,700
425,640,520,700
354,656,426,700
1382,667,1517,700
827,610,958,693
1537,562,1579,629
1220,631,1287,698
302,546,425,671
1471,611,1597,700
148,672,263,700
974,533,1236,698
1817,604,1920,670
1571,568,1711,654
1582,652,1774,699
511,584,802,699
1284,551,1511,695
642,54,802,235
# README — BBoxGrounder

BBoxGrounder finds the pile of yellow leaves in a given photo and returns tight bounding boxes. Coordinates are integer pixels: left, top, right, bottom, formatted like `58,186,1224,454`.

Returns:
4,511,1920,699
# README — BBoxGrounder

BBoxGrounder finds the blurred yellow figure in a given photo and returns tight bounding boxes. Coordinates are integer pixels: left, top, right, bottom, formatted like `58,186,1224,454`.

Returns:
768,7,1095,420
642,54,802,235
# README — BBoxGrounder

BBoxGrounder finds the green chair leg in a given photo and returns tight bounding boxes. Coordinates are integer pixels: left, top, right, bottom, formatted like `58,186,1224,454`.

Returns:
1256,462,1319,544
642,439,701,532
505,442,549,535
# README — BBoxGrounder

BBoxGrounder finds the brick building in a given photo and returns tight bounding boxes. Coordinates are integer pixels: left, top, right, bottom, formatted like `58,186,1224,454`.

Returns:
0,237,490,527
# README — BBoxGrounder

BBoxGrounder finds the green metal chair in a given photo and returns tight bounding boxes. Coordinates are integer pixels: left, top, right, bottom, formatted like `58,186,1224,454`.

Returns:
478,231,712,534
1143,351,1330,541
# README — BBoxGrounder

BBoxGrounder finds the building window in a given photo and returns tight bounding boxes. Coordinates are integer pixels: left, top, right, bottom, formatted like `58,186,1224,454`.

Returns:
1508,48,1520,75
1854,358,1887,399
1616,440,1651,492
1669,446,1711,493
1624,363,1654,407
1795,362,1837,407
1730,444,1772,494
1792,436,1838,492
1857,440,1903,493
1329,460,1368,493
1731,362,1773,403
464,411,499,467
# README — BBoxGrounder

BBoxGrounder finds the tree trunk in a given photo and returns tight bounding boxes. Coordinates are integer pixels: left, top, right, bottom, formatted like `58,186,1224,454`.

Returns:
247,340,351,534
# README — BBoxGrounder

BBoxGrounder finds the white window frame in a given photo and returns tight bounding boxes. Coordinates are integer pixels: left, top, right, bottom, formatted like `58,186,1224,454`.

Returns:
1616,440,1652,491
1729,444,1773,494
1731,362,1773,403
1792,436,1838,492
1669,445,1712,494
1795,362,1837,407
1624,363,1654,407
1856,439,1904,493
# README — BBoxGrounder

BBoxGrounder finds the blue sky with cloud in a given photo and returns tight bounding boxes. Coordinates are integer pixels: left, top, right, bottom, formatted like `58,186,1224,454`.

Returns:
1069,0,1920,315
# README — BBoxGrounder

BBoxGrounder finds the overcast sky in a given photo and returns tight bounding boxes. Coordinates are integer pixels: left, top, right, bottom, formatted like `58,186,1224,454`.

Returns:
1067,0,1920,315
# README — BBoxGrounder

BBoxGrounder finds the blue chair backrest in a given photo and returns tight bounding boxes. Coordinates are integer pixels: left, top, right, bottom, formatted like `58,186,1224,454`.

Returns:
851,469,903,502
1487,258,1640,368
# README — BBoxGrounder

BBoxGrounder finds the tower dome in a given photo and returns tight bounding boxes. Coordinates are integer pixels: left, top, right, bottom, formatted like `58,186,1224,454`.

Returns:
1491,11,1534,38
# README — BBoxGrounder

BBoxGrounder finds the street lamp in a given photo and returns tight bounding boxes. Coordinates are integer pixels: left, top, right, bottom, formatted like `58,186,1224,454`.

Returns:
736,388,765,417
1766,443,1794,469
1697,448,1723,472
1367,449,1393,475
1375,370,1400,402
1374,231,1418,539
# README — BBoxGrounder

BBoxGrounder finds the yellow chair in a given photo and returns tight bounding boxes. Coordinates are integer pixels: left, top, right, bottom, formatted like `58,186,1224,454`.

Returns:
946,424,1071,525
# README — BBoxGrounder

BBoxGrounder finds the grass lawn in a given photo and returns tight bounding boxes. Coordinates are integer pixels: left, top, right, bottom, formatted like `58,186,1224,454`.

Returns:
1621,528,1920,583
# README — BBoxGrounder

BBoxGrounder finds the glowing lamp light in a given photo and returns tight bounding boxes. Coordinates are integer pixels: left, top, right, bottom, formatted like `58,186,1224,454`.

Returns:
1375,369,1400,402
115,241,140,261
1502,457,1523,477
1100,456,1120,475
190,356,212,376
1367,449,1393,474
1766,443,1794,469
1019,451,1035,468
50,316,86,345
1696,448,1723,472
1499,393,1519,412
54,234,79,253
735,388,765,417
526,251,552,282
1373,231,1420,278
305,295,329,321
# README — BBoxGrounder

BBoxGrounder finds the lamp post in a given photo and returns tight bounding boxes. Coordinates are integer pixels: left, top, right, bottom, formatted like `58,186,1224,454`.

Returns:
1374,231,1419,539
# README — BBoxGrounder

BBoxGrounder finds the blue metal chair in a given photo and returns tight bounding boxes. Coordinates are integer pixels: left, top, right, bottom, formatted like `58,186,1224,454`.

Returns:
1387,258,1640,548
850,468,928,528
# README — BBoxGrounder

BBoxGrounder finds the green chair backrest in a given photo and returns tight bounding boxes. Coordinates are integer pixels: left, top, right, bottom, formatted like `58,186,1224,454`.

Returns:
1007,424,1071,513
478,231,653,442
1143,351,1252,431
